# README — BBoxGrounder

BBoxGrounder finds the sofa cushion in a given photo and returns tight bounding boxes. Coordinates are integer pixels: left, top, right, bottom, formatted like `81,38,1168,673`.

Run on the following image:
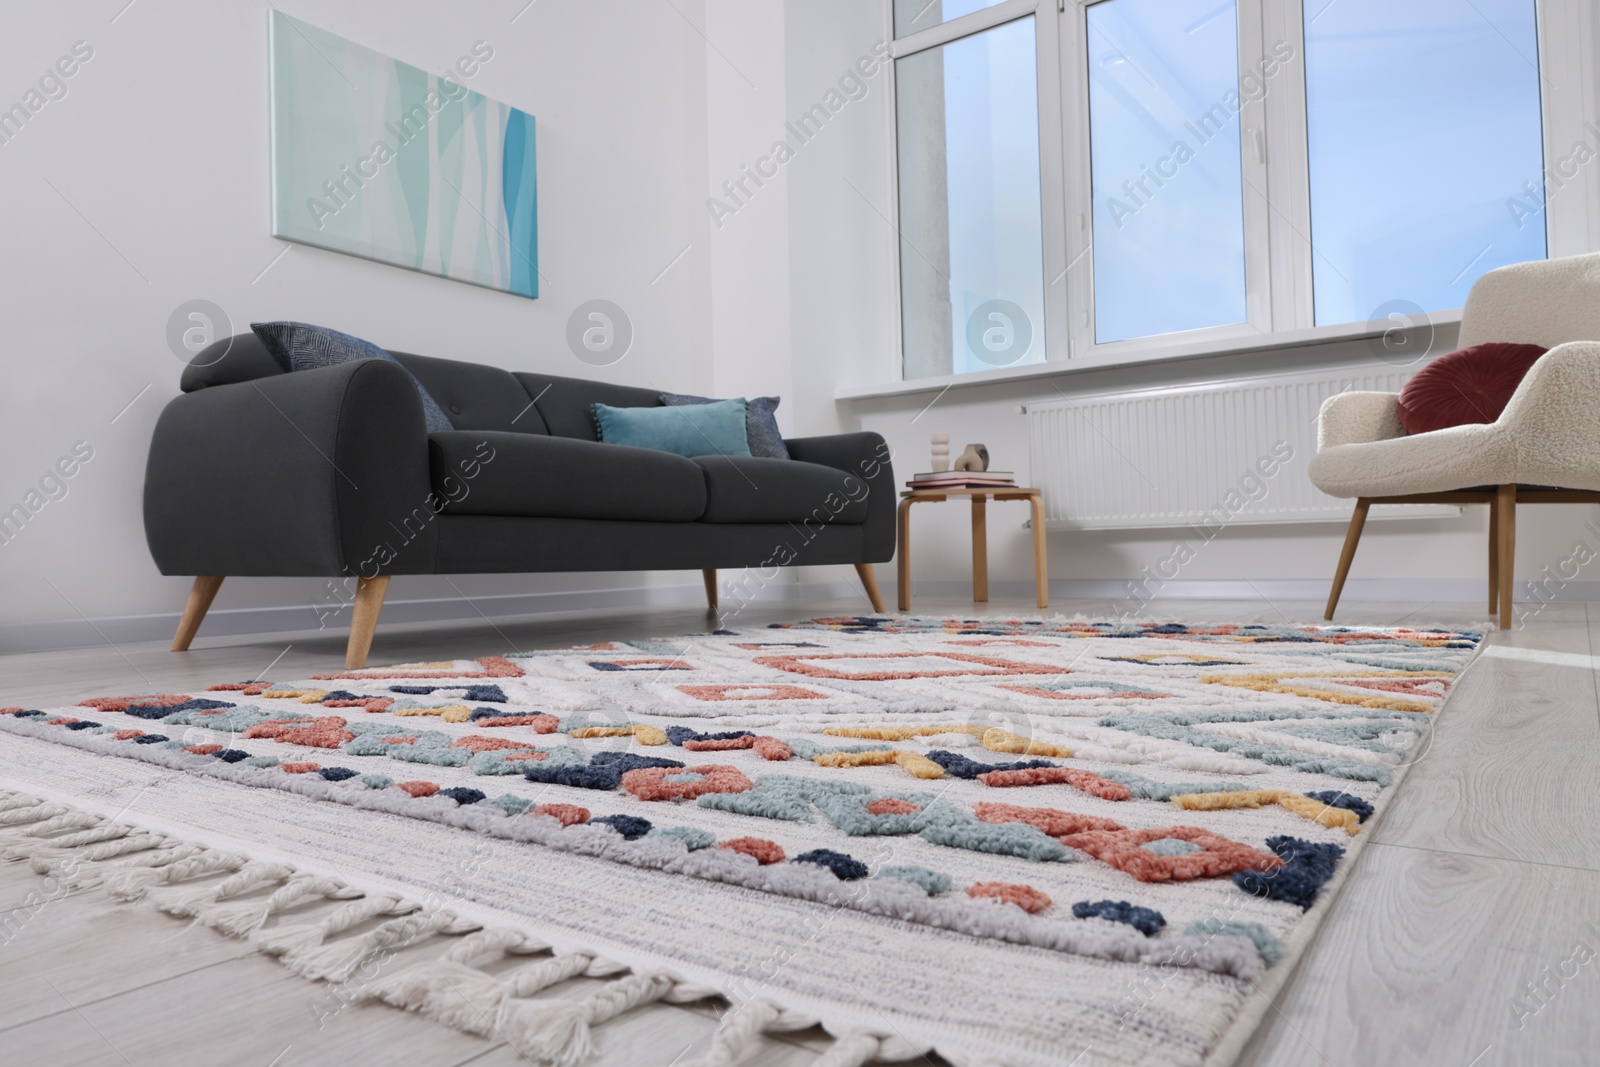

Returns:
250,321,455,433
696,456,870,524
593,399,752,458
513,373,664,440
392,353,550,434
428,430,706,522
661,392,789,459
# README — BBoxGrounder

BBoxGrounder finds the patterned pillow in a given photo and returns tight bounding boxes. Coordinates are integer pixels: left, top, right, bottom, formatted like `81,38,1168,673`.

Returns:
249,321,454,433
660,392,788,459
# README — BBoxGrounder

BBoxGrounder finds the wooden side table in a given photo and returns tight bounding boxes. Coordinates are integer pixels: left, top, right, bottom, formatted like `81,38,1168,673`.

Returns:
896,487,1048,611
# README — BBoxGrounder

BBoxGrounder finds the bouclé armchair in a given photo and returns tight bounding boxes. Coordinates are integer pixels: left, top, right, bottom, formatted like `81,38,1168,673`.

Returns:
1310,252,1600,628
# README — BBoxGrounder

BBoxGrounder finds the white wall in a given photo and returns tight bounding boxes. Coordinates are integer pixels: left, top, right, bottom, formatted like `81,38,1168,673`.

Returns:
0,0,721,650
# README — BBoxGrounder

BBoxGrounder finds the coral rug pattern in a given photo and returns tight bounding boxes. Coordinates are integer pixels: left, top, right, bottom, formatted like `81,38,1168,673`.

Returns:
0,618,1481,1067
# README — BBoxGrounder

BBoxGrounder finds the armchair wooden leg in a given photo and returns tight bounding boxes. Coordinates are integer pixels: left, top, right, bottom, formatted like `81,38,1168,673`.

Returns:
171,576,225,651
702,569,718,611
1496,484,1516,629
1488,496,1499,616
1324,500,1370,620
345,575,391,669
855,563,886,614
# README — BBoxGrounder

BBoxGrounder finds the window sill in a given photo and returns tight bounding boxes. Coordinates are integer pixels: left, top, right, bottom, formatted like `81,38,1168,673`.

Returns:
834,310,1463,400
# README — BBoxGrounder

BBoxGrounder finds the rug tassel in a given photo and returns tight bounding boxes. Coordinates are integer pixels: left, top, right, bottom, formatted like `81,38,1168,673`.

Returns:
28,831,163,877
153,861,295,919
0,802,65,827
256,893,407,963
66,843,200,890
202,874,353,938
292,909,479,983
496,972,678,1067
815,1033,885,1067
424,949,599,1035
682,999,785,1067
1,810,98,844
4,820,128,862
0,794,45,814
105,850,246,902
359,928,545,1013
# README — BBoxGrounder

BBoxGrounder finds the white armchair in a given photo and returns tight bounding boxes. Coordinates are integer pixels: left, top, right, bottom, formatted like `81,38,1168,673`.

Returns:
1309,252,1600,628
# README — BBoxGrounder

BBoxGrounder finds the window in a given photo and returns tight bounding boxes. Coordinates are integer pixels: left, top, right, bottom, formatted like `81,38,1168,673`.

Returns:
1303,0,1547,326
1086,0,1248,343
894,0,1014,37
896,14,1046,377
886,0,1569,384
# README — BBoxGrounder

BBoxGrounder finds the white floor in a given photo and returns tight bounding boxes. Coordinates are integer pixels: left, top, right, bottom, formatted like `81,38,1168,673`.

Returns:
1,594,1596,1067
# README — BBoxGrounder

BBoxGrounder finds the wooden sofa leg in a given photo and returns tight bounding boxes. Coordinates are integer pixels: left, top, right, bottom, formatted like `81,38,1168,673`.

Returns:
345,576,391,669
1497,484,1516,629
702,569,718,612
1324,500,1370,620
171,576,225,651
855,563,886,614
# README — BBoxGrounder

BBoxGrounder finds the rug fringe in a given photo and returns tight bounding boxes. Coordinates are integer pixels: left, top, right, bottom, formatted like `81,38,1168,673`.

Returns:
0,788,948,1067
203,873,354,938
498,972,678,1067
153,860,295,918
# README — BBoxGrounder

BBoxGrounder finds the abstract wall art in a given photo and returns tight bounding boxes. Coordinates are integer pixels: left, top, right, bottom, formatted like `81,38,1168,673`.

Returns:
268,11,538,298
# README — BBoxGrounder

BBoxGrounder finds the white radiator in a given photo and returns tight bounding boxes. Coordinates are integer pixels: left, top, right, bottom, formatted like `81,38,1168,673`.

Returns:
1026,367,1457,530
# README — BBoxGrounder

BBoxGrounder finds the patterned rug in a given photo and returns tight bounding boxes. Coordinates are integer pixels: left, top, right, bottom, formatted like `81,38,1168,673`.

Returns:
0,617,1481,1067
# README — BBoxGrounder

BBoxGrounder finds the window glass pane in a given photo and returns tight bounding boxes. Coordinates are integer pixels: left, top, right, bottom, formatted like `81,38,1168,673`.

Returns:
1304,0,1545,326
1087,0,1248,344
897,17,1045,378
894,0,1010,39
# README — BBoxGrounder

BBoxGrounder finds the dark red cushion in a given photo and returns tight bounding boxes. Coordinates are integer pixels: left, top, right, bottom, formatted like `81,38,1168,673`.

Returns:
1397,342,1548,435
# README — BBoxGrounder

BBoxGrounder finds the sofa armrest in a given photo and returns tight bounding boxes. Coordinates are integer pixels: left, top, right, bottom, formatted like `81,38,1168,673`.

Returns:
1316,391,1405,451
783,432,896,562
143,358,437,577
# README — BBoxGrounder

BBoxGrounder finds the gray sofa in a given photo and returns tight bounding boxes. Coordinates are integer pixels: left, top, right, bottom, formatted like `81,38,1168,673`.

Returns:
145,334,894,665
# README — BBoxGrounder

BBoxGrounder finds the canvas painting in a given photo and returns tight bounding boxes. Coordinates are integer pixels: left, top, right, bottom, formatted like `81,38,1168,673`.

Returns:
268,11,538,298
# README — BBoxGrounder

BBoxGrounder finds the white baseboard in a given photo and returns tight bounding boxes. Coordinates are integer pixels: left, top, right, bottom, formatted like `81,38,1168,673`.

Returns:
4,574,1595,656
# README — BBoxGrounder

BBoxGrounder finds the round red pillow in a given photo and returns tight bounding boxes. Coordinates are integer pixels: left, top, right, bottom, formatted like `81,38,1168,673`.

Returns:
1396,342,1548,436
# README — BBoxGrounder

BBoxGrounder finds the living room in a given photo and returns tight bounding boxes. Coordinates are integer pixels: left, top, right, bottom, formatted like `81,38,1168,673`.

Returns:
1,2,1594,1065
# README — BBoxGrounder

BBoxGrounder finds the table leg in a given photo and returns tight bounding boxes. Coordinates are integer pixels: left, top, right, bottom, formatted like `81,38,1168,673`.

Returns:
896,497,915,612
1030,494,1048,608
971,494,988,602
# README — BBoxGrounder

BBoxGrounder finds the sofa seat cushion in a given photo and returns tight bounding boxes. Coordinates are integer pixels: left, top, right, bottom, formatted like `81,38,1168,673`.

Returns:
429,431,706,521
696,456,869,524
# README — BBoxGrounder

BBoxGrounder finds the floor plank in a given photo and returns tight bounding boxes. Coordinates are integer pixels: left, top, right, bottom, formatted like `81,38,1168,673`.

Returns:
1371,606,1600,871
1235,842,1600,1067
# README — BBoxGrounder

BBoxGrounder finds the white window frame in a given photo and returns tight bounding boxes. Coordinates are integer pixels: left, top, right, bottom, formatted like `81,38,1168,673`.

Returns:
859,0,1596,398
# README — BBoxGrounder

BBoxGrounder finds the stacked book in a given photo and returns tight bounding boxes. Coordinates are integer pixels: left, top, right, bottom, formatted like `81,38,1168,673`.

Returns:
907,470,1016,490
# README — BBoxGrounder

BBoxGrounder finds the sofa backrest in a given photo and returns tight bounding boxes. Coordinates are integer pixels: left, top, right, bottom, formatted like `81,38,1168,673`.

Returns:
178,335,663,440
391,352,551,435
514,373,663,441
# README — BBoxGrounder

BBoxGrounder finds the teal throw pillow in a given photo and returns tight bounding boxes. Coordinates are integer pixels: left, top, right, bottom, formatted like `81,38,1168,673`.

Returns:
591,398,752,458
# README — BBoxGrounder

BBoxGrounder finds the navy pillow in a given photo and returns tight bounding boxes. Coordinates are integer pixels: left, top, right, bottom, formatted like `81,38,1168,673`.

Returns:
592,398,752,458
660,392,788,459
249,321,454,433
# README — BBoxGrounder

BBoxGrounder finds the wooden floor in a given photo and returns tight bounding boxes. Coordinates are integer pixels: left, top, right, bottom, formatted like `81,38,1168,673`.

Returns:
1,594,1596,1066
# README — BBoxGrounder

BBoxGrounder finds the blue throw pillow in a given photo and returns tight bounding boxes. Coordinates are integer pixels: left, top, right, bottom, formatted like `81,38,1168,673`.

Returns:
591,398,752,458
660,392,789,460
250,321,454,433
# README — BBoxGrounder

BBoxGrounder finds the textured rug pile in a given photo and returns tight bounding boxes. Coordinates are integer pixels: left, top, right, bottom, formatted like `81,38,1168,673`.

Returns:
0,616,1481,1066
